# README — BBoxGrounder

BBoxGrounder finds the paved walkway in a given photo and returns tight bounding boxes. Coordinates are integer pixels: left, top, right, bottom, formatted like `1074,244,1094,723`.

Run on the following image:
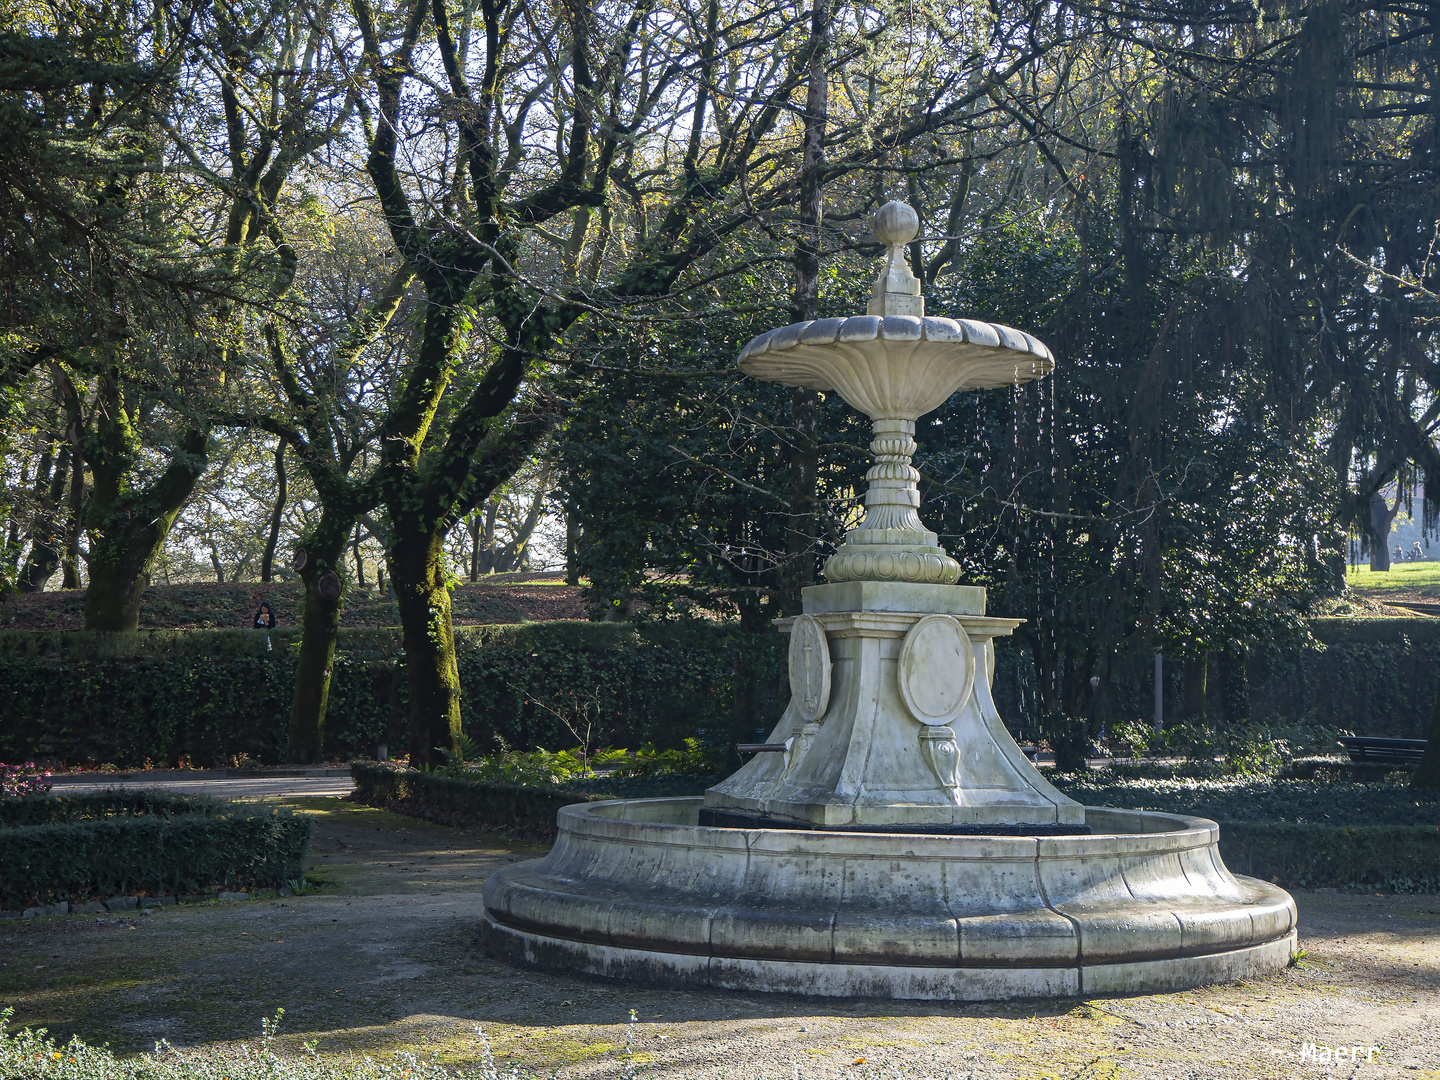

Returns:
49,769,355,800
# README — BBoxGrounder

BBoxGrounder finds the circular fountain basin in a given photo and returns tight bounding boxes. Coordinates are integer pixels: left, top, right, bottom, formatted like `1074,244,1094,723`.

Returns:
480,798,1297,1000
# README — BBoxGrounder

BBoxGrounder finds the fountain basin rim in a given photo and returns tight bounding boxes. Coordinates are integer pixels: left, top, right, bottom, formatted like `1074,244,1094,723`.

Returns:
481,795,1298,997
558,796,1219,854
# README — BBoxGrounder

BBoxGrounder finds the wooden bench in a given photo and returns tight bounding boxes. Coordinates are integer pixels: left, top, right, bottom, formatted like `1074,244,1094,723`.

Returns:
1336,736,1428,767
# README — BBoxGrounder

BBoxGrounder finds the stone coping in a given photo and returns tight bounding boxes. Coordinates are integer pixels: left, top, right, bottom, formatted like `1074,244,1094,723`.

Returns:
563,797,1218,856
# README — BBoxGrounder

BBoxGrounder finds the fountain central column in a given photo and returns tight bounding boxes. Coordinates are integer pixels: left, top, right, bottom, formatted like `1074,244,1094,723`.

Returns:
702,200,1078,831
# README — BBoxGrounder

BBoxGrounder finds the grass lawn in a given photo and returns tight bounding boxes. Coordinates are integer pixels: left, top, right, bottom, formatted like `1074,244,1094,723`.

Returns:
1345,560,1440,601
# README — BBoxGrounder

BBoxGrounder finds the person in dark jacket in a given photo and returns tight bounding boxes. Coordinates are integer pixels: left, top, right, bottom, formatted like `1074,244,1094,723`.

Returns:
253,603,277,629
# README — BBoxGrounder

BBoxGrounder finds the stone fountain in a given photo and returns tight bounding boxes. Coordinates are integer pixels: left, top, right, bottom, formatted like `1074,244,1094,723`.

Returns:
481,203,1297,999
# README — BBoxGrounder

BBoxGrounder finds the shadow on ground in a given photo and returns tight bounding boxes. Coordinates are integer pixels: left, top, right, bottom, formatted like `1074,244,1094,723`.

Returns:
3,796,1438,1078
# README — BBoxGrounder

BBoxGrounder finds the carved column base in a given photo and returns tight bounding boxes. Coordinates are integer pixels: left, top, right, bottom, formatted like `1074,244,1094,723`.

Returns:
824,545,961,584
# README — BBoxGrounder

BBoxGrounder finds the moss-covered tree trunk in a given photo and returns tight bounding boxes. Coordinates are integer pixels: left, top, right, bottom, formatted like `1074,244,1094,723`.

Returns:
80,387,208,631
287,517,353,763
391,527,462,768
261,442,287,582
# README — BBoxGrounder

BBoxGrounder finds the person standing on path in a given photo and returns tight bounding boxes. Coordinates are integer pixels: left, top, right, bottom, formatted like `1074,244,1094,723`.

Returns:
253,601,277,652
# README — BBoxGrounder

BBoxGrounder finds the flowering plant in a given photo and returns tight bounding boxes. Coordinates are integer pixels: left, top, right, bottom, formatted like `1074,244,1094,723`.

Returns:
1,1009,528,1079
0,762,53,799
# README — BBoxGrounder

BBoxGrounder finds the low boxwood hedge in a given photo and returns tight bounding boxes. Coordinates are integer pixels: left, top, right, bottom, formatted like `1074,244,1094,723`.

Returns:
349,762,602,838
1049,775,1440,827
1219,822,1440,891
0,792,313,909
358,763,1440,891
349,763,726,838
1051,774,1440,890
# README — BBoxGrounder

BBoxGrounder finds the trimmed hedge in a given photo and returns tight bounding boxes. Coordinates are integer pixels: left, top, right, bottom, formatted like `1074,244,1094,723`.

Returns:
1050,776,1440,827
1220,823,1440,891
349,761,601,838
0,792,313,908
0,621,786,768
348,762,724,837
5,614,1438,768
991,617,1440,740
1051,775,1440,890
356,763,1440,891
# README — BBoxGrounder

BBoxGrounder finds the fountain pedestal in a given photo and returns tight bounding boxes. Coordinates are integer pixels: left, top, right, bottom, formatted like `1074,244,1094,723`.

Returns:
703,581,1084,830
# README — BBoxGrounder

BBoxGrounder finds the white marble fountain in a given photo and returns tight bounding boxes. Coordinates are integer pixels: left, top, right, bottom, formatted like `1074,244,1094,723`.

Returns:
481,203,1297,999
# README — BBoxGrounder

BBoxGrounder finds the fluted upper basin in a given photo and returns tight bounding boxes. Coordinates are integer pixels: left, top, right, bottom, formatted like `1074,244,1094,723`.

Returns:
738,314,1054,420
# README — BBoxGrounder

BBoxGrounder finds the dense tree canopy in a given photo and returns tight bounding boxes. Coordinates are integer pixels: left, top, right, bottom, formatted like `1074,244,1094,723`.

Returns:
2,0,1439,779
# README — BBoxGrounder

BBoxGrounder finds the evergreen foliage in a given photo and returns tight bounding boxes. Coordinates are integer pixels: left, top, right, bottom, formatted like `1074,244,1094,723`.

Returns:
0,792,312,909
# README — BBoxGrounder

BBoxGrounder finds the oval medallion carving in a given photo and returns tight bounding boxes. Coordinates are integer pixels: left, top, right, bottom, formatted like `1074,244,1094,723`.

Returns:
898,614,975,726
788,614,832,722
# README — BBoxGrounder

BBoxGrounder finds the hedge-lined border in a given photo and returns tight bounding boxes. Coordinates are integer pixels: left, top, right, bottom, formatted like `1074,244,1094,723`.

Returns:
1220,822,1440,892
351,765,1440,891
0,792,314,908
349,762,600,839
2,621,786,769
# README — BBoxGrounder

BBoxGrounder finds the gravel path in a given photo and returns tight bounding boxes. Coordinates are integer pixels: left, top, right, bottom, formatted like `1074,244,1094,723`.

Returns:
2,795,1436,1078
47,771,355,799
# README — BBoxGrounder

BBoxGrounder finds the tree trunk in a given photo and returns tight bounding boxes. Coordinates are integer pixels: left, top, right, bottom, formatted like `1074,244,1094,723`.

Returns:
353,523,366,587
208,547,225,582
61,380,85,589
468,513,481,581
478,500,498,575
17,443,68,592
78,376,208,630
392,527,462,769
60,454,84,589
565,514,580,586
1369,490,1401,570
1181,653,1208,722
287,521,352,763
1413,675,1440,789
83,546,153,631
261,441,287,582
83,492,194,630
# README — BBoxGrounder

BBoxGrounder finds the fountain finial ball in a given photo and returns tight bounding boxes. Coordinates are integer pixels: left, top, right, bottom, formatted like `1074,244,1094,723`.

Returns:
873,201,919,247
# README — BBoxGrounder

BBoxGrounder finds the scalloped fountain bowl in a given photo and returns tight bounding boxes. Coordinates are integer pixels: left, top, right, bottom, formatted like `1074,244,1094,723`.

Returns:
738,314,1054,418
480,798,1297,1000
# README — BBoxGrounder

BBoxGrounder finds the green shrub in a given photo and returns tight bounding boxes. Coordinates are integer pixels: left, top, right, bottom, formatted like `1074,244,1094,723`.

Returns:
7,613,1433,772
0,1007,530,1080
1053,774,1440,890
436,744,595,787
349,762,718,837
989,618,1440,743
0,793,313,908
1051,775,1440,826
349,762,601,838
1219,823,1440,891
0,621,786,769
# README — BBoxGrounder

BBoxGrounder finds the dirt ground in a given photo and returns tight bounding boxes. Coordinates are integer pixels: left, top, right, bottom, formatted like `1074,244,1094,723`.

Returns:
3,796,1437,1079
